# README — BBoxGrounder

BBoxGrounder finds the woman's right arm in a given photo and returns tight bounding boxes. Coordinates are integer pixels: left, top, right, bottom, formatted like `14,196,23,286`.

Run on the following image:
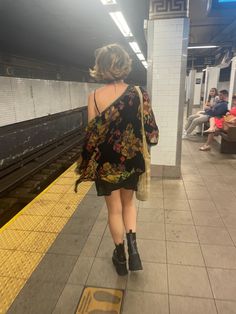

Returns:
204,101,211,110
87,93,96,123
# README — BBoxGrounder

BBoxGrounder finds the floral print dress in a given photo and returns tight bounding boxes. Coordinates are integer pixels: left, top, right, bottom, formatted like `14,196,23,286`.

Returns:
75,85,159,196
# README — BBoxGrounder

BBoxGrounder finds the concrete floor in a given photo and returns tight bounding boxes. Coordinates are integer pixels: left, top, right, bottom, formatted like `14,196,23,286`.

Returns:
8,138,236,314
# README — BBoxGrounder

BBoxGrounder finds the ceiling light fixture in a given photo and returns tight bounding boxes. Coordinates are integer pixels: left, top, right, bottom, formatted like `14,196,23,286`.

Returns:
100,0,117,5
188,45,219,49
109,11,133,37
142,61,148,69
129,42,141,54
106,9,147,69
137,53,145,61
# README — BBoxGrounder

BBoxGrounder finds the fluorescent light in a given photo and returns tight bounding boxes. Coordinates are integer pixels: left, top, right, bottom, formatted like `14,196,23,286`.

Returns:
188,45,219,49
100,0,116,4
142,61,148,69
137,53,145,61
129,41,141,54
109,11,133,37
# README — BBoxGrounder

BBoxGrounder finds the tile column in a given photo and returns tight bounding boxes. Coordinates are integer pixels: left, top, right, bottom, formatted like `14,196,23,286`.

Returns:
185,74,190,103
147,0,189,178
188,69,196,117
229,56,236,108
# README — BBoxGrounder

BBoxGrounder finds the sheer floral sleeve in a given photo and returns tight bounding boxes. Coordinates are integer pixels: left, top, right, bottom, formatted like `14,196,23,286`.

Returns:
141,88,159,145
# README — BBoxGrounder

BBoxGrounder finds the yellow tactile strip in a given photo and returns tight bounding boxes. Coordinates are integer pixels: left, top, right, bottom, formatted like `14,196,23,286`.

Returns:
0,163,93,313
0,251,43,279
76,287,123,314
0,277,26,314
18,231,58,253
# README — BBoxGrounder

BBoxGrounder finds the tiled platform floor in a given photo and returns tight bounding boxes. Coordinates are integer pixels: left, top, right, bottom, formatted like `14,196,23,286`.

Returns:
6,139,236,314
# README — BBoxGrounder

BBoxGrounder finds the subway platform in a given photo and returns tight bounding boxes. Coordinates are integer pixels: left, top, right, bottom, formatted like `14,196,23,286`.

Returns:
1,139,236,314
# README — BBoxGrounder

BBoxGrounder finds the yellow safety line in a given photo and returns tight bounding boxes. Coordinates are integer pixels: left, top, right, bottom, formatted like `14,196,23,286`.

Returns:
0,163,94,313
0,163,77,233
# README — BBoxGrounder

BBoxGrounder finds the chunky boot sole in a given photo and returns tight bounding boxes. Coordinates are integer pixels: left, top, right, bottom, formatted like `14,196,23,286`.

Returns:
128,253,143,271
112,256,128,276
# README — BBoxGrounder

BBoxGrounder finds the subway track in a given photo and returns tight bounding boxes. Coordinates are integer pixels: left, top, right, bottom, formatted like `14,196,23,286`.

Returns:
0,131,84,228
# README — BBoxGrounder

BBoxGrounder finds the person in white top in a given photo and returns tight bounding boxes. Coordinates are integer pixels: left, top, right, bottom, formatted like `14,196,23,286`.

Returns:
183,88,219,138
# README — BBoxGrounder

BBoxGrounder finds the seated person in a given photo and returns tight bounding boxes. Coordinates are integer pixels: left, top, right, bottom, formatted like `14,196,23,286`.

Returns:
204,96,236,133
199,90,230,151
198,87,219,114
183,88,219,138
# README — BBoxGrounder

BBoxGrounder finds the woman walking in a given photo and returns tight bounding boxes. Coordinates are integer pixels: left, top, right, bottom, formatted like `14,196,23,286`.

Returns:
75,44,158,276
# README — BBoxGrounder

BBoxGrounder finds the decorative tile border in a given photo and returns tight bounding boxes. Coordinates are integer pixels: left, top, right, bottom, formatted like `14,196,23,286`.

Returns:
150,0,188,19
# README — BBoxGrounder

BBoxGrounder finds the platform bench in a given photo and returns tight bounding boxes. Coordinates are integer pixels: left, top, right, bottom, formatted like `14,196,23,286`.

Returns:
219,126,236,154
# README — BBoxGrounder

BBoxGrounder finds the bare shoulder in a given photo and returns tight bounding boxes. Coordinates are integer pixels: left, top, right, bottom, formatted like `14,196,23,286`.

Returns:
88,86,105,99
88,91,94,99
88,92,94,106
93,85,107,95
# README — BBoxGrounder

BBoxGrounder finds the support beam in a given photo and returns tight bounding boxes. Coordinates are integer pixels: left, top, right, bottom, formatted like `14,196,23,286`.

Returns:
229,56,236,107
148,0,189,178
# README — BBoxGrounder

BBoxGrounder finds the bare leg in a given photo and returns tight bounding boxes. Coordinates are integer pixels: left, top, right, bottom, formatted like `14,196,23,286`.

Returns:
204,117,216,132
105,190,129,276
120,189,137,233
199,133,214,151
105,190,124,244
120,188,142,271
205,133,215,146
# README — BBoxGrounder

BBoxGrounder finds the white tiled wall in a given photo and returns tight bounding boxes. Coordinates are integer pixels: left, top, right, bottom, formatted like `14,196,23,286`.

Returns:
11,78,35,122
0,77,17,127
0,77,102,127
218,81,230,92
148,18,189,166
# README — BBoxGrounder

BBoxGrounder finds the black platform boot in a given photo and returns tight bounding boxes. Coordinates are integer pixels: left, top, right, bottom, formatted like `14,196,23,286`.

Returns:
112,242,128,276
126,230,143,271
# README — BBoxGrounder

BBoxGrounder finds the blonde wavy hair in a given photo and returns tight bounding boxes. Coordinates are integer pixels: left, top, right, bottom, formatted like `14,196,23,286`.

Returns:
90,44,132,82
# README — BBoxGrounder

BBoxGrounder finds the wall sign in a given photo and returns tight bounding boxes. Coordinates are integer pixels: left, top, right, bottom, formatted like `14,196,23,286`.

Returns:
208,0,236,12
196,78,201,85
218,0,236,3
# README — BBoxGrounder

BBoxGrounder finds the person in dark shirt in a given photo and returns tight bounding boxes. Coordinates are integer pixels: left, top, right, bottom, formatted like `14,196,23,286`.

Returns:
200,90,229,151
203,90,228,118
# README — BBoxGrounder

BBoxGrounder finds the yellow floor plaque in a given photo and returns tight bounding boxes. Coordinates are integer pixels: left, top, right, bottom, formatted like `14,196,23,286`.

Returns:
76,287,123,314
